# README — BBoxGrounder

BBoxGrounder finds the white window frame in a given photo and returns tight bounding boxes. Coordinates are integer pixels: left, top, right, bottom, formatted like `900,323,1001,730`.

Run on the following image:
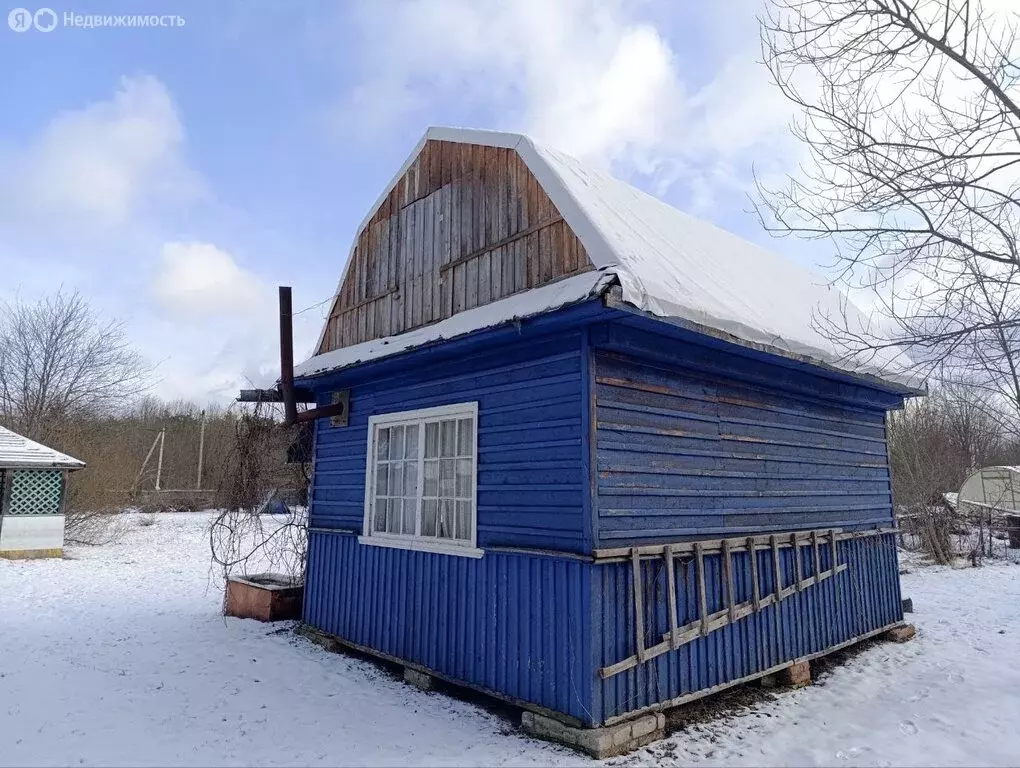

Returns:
359,401,482,558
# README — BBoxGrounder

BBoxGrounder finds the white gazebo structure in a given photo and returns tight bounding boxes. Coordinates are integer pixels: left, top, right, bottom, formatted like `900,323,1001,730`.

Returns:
0,426,85,558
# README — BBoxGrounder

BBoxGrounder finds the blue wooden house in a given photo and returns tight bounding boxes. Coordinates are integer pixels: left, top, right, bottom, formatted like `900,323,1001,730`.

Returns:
290,127,920,755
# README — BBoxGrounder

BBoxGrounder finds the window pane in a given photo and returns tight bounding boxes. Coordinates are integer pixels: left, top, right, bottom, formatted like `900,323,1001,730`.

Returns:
369,409,475,545
456,501,472,540
389,425,404,459
457,418,473,456
421,499,437,536
456,459,472,497
437,499,454,539
405,424,419,460
387,499,401,533
440,459,455,498
425,422,440,458
404,460,418,496
402,499,416,535
424,459,438,497
387,463,402,496
440,419,456,457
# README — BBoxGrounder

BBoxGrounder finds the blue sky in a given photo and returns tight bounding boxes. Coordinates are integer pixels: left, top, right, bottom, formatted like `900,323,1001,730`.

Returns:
0,0,811,403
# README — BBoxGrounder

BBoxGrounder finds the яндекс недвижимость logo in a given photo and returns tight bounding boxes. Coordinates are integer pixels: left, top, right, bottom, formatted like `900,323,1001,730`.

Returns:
8,7,56,31
7,8,183,31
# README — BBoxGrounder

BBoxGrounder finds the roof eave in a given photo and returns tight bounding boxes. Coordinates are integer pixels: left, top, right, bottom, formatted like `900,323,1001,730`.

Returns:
603,287,925,398
1,463,85,470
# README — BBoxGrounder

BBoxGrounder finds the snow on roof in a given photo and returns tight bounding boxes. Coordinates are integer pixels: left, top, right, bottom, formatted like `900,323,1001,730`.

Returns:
0,426,85,470
295,271,614,378
301,127,921,392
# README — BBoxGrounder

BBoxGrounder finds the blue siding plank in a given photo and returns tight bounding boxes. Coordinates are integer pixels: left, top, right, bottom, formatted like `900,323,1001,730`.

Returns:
593,345,897,546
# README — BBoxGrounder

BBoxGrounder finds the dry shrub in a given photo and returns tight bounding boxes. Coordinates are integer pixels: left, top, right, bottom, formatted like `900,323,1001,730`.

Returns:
209,403,308,588
64,508,126,546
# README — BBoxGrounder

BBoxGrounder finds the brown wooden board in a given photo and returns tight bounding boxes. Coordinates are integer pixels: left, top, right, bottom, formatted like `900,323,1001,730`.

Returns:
317,140,594,354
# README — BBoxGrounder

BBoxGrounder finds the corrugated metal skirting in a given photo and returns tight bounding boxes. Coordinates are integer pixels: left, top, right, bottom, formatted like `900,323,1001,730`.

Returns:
304,530,594,723
305,530,902,727
593,532,903,722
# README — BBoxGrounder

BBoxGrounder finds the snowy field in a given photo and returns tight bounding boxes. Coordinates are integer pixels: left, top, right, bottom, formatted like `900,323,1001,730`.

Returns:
1,512,1018,767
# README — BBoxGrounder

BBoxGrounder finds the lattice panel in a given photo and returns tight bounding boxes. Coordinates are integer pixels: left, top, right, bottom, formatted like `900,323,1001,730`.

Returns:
7,469,63,515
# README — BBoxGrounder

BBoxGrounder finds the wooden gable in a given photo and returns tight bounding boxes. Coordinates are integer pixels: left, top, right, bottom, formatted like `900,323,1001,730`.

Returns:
317,140,594,354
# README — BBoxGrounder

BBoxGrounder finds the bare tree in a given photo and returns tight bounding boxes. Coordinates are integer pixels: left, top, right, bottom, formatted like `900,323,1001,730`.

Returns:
757,0,1020,412
210,402,308,590
888,382,1003,563
0,290,149,441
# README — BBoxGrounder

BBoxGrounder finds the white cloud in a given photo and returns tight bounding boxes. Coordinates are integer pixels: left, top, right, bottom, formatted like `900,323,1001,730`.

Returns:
0,75,308,407
152,242,266,316
2,74,201,229
341,0,796,202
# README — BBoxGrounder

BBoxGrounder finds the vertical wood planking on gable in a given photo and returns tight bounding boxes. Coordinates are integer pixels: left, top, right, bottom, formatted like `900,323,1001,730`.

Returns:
447,178,460,319
466,253,480,310
319,139,596,354
534,227,545,288
514,238,527,293
461,145,473,260
422,195,434,324
539,226,552,284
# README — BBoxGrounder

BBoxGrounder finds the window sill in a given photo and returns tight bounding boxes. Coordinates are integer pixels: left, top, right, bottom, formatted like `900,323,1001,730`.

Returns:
357,535,484,559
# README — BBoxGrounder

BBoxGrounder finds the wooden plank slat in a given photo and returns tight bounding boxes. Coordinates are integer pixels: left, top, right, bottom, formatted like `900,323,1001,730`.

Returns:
365,221,376,301
665,545,679,650
495,148,507,243
414,202,424,327
454,262,466,314
473,145,484,252
749,536,761,612
460,148,473,259
491,245,503,300
793,532,803,590
538,226,551,283
695,542,708,636
423,195,434,324
632,550,647,663
439,186,453,318
813,530,822,579
465,256,479,310
478,251,491,305
508,151,520,236
593,529,852,561
723,538,735,622
526,163,538,231
527,231,540,288
771,534,782,599
501,243,514,299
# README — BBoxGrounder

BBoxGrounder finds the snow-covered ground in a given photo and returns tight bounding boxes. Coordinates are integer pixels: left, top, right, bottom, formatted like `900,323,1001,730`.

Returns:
1,513,1017,767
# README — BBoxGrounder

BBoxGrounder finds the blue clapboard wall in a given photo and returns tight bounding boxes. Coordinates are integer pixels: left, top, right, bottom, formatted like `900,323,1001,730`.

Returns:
308,324,590,553
301,302,908,727
591,321,899,546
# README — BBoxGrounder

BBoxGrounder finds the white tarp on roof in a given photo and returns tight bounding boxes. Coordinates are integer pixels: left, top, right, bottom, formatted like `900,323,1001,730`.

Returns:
299,127,920,392
295,271,613,378
0,426,85,470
